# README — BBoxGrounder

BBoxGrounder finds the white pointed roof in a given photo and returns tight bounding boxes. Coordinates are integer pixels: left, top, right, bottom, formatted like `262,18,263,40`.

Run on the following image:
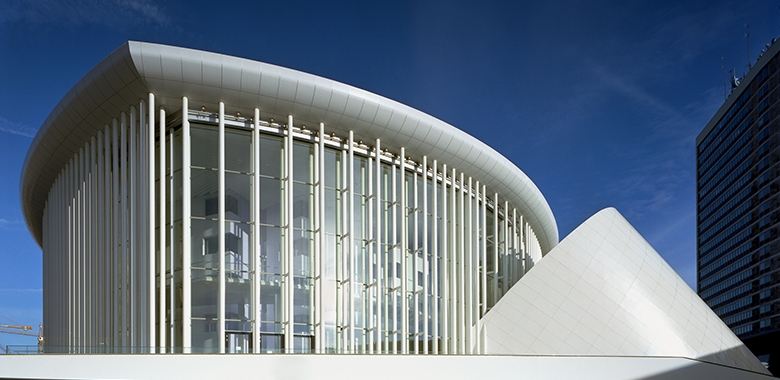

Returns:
482,207,768,375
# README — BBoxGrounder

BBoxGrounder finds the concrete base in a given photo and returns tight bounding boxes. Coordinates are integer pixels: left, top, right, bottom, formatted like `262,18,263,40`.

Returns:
0,354,775,380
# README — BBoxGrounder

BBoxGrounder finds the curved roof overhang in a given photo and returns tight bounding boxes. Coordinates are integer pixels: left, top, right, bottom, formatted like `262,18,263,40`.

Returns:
21,41,558,252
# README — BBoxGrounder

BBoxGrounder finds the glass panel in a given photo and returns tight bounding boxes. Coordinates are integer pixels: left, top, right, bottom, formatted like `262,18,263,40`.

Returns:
191,219,219,269
259,274,283,325
324,188,340,235
191,269,218,318
173,170,183,221
259,334,284,353
293,142,314,183
225,172,251,222
225,332,251,353
324,148,341,188
259,134,283,178
293,229,312,276
191,124,218,169
225,128,252,173
173,220,183,271
191,319,219,353
226,221,251,277
293,335,312,353
293,183,313,229
324,325,337,353
259,177,282,226
258,226,283,274
294,277,313,325
191,169,218,218
225,280,252,332
353,156,368,195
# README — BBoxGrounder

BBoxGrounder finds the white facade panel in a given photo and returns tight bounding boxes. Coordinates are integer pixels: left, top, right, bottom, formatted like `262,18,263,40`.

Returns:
481,207,769,375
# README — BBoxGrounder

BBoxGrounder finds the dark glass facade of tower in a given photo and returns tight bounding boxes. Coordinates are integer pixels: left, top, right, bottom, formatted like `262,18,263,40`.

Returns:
697,40,780,374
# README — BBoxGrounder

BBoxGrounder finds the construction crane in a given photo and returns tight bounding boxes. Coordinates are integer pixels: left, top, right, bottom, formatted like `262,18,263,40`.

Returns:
0,323,44,350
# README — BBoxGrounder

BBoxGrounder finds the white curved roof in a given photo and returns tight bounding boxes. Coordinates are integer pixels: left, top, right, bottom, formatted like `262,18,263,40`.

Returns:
21,41,558,251
482,207,768,375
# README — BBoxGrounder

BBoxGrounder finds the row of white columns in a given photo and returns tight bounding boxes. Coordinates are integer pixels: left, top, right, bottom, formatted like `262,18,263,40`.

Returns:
42,93,544,354
42,100,154,352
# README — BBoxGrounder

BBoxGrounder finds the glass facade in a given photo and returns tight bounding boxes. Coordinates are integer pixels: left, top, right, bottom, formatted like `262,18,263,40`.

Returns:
697,45,779,372
40,98,545,355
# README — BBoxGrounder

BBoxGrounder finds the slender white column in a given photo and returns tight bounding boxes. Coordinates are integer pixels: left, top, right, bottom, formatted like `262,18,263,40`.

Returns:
68,134,76,349
64,161,69,348
50,182,55,346
120,112,129,349
440,164,448,355
374,139,382,353
103,125,112,349
73,150,79,349
365,153,373,354
475,182,484,318
158,108,167,352
520,215,525,278
182,98,192,351
511,209,523,285
65,158,75,348
316,122,326,353
399,147,408,354
138,100,148,349
412,169,418,355
339,149,348,353
492,194,499,305
84,143,90,349
465,177,473,354
89,136,97,348
478,184,487,354
390,155,398,354
502,201,509,294
60,175,65,346
457,172,465,354
53,179,56,347
82,142,89,348
502,201,509,296
251,109,261,353
95,131,104,347
78,146,85,349
71,153,76,349
147,93,156,352
168,114,175,350
284,115,295,352
421,156,428,355
218,102,226,354
129,106,137,348
47,192,52,347
84,141,92,348
450,167,458,354
431,160,438,355
111,119,121,348
84,143,90,348
347,130,355,352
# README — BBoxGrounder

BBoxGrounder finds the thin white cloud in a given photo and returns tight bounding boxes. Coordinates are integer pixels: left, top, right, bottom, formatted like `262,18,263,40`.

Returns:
0,288,42,293
0,0,169,28
589,64,682,120
0,116,36,138
0,219,27,233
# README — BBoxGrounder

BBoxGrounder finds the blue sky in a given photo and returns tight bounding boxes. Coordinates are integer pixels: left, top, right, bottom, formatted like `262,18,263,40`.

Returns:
0,0,777,346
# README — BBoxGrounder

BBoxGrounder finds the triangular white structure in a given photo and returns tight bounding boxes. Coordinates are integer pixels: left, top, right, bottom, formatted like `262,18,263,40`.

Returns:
482,207,768,375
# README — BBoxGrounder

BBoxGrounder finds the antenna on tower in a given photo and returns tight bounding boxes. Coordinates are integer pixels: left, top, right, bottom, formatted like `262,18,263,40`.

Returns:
746,23,752,71
722,56,727,100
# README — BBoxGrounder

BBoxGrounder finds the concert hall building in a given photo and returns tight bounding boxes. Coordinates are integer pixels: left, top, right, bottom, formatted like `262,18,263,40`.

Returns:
11,42,771,379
